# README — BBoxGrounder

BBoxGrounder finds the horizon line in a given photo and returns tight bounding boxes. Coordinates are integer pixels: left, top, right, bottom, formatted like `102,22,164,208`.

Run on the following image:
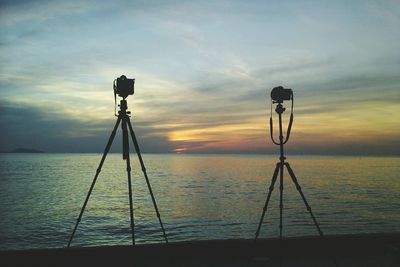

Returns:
1,151,399,157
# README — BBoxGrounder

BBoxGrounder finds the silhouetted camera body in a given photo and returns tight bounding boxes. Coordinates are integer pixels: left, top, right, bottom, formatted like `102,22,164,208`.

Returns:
271,86,292,103
115,75,135,98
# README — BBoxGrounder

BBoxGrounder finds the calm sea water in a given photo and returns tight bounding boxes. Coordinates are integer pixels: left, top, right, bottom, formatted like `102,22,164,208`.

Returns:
0,153,399,250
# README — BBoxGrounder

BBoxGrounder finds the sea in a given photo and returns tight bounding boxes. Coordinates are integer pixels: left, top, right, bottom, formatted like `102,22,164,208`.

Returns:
0,153,399,251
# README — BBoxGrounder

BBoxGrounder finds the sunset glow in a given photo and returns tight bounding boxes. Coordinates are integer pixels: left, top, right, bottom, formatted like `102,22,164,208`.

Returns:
0,1,399,155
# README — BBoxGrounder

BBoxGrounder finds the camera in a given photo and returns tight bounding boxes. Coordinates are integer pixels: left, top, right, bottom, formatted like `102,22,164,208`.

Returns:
270,86,292,103
115,75,135,98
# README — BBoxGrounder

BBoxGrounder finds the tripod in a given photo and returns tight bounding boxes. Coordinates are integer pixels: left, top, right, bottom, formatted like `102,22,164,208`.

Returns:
67,99,168,247
255,100,323,241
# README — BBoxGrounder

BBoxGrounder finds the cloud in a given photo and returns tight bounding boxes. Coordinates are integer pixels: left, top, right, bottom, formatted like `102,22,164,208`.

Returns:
0,99,174,153
0,1,399,155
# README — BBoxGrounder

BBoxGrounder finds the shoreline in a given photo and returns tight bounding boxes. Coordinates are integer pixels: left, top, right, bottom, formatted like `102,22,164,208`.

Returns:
1,233,399,266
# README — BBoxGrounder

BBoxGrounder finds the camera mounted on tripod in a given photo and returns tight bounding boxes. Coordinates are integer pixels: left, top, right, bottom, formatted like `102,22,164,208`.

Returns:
68,75,168,248
113,75,135,116
114,75,135,99
269,86,294,146
256,85,328,254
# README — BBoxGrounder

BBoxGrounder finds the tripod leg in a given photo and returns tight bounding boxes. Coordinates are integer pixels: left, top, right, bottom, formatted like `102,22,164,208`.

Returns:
67,117,121,248
285,163,338,266
127,118,168,243
255,163,280,240
284,163,323,236
279,161,285,240
122,117,135,246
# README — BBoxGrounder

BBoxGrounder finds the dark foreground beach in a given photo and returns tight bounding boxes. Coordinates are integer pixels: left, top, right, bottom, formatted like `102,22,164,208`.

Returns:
1,233,399,267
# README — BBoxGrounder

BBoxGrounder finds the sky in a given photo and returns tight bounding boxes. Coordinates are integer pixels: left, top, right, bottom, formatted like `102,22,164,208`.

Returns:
0,0,399,155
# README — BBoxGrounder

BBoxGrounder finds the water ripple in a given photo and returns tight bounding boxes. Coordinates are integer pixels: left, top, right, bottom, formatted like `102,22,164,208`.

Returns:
0,154,399,250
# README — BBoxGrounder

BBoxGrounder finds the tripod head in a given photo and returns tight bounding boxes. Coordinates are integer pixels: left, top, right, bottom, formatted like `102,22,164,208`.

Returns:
269,86,294,146
118,99,131,116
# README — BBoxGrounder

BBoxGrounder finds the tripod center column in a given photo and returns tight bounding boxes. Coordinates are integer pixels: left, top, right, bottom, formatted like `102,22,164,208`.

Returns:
276,103,286,162
119,99,128,115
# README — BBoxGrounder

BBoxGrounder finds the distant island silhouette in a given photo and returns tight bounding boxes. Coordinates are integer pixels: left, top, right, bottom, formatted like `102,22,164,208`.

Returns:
8,148,44,153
